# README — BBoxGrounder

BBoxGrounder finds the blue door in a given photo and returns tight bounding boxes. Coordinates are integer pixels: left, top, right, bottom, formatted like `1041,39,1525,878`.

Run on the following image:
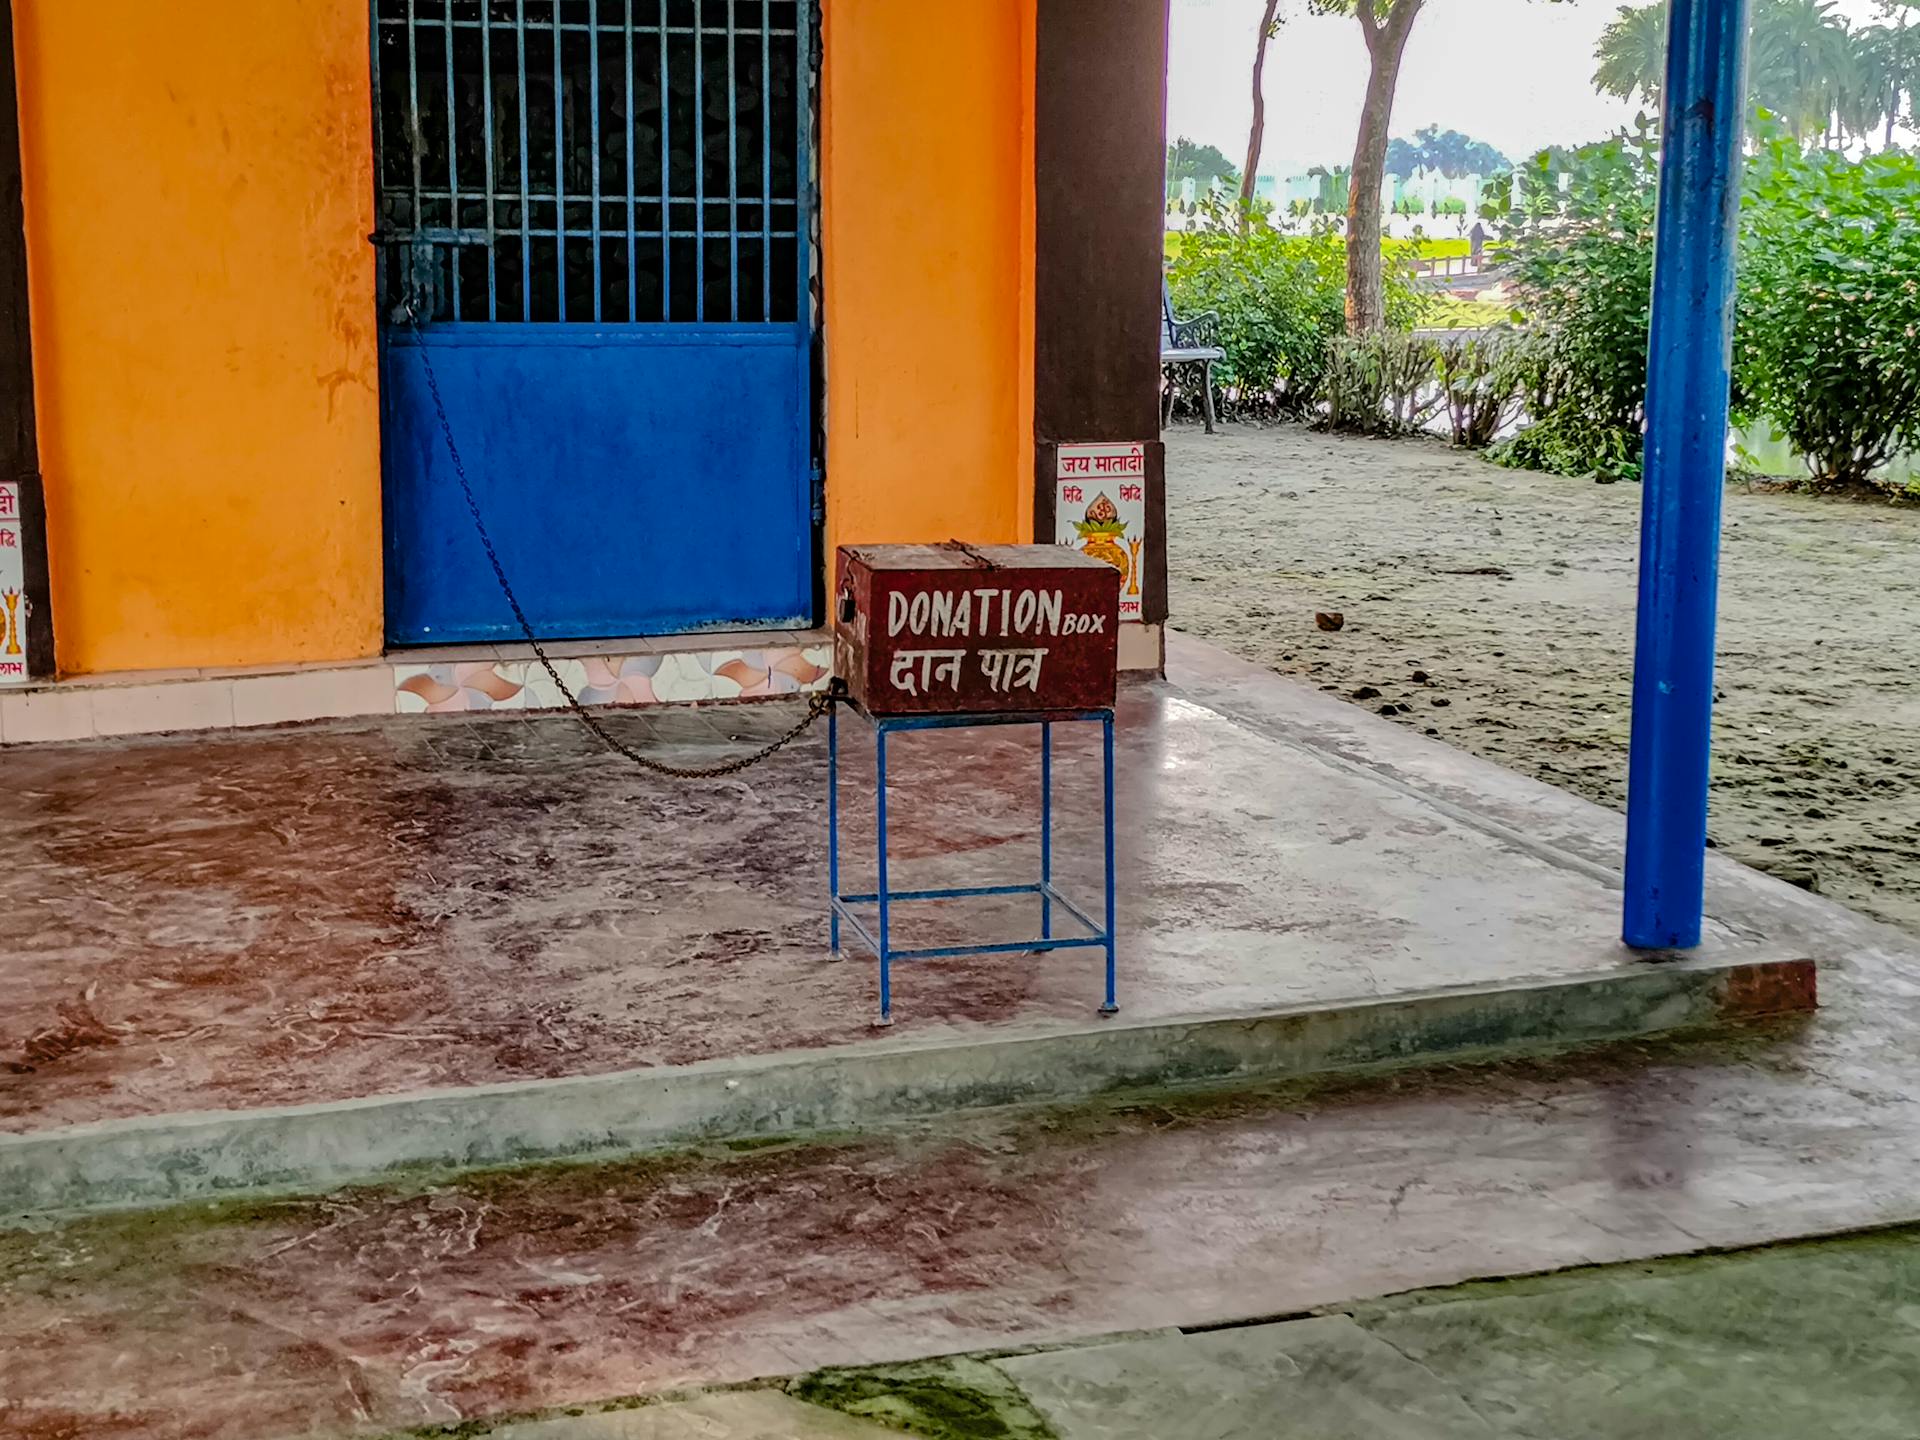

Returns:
374,0,814,645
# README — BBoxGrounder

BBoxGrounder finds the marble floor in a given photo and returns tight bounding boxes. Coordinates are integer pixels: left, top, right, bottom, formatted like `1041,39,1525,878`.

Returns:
0,640,1789,1134
1,640,1916,1439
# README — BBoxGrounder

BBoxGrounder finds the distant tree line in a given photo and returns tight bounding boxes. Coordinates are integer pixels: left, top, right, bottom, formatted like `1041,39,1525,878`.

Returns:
1385,126,1511,179
1166,137,1242,202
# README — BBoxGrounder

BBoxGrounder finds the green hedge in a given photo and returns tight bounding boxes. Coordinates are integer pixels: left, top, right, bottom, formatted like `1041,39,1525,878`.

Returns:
1491,123,1920,491
1738,137,1920,491
1166,207,1419,419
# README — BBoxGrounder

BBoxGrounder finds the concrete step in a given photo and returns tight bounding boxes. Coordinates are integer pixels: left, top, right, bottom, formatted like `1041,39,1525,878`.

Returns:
4,1022,1919,1440
0,948,1813,1215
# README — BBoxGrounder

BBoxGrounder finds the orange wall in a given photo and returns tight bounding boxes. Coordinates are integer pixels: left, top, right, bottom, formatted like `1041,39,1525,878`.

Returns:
821,0,1035,568
15,0,1028,674
15,1,382,675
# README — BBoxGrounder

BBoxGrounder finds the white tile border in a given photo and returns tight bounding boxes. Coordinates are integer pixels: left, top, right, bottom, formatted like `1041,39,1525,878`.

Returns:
89,678,236,738
231,666,396,728
1118,622,1165,673
0,687,94,744
1,634,836,747
0,625,1170,745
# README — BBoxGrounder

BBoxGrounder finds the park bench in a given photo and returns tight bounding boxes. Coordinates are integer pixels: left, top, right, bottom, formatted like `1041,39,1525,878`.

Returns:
1162,278,1226,434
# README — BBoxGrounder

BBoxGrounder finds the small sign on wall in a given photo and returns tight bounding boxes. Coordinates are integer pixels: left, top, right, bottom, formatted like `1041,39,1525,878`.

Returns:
0,482,26,684
1055,443,1148,624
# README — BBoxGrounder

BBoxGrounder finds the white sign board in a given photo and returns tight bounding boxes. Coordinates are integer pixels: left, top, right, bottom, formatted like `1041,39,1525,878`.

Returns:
0,482,27,683
1054,442,1148,624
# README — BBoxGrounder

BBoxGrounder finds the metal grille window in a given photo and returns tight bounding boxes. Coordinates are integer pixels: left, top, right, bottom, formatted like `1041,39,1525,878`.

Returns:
374,0,804,324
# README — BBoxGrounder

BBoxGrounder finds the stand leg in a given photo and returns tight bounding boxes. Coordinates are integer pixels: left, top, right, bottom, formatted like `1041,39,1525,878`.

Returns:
828,701,841,956
1200,361,1218,434
875,725,894,1027
1100,713,1118,1015
1040,721,1053,941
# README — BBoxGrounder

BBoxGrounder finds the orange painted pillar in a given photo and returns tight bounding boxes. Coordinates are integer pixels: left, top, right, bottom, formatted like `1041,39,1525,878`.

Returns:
14,0,382,675
820,0,1036,572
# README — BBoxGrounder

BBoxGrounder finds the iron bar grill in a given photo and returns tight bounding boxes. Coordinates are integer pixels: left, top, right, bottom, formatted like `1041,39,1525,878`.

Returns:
373,0,803,324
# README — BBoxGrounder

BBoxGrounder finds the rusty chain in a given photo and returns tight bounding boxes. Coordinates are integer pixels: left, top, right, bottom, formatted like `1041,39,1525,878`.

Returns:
404,303,833,779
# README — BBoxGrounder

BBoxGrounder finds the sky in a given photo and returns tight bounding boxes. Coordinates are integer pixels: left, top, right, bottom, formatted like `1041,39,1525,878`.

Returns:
1168,0,1893,180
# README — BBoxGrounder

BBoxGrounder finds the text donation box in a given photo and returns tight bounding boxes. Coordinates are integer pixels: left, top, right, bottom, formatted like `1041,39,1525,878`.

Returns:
829,543,1121,1025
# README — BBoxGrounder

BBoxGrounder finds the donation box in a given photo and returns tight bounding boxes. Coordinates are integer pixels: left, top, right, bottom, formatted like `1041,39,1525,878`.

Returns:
835,544,1122,717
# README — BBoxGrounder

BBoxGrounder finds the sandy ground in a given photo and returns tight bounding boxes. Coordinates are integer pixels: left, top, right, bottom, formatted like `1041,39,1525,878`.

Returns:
1166,423,1920,936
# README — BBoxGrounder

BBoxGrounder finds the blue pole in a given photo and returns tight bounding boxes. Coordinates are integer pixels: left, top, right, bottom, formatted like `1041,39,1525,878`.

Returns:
1100,713,1117,1015
875,726,892,1026
828,699,840,955
1040,721,1053,942
1623,0,1750,949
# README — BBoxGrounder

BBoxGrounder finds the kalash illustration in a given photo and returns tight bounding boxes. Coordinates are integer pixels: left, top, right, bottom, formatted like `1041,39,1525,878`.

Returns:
1071,491,1143,599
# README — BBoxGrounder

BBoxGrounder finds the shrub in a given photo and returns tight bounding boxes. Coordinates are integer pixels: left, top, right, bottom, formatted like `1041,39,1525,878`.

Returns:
1165,207,1348,417
1320,335,1390,433
1434,330,1525,449
1493,129,1657,480
1736,139,1920,492
1490,325,1645,479
1490,120,1918,490
1166,203,1420,419
1322,332,1443,436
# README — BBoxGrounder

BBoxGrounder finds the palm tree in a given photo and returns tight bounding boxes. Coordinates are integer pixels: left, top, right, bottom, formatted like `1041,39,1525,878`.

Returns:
1840,23,1898,145
1845,11,1917,148
1747,0,1857,145
1593,0,1887,148
1593,1,1670,111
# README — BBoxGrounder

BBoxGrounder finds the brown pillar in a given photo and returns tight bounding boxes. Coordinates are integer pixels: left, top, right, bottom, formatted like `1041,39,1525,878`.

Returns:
0,0,52,679
1032,0,1170,662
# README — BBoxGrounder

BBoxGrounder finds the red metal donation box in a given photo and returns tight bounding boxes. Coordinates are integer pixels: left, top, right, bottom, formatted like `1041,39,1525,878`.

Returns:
835,544,1121,716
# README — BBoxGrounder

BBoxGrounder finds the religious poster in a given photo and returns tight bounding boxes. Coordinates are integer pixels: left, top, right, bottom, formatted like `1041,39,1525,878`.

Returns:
1055,443,1147,623
0,482,26,684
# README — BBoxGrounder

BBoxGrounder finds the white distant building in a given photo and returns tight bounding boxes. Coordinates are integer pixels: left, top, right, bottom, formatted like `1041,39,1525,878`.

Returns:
1177,164,1519,235
1258,171,1339,215
1166,174,1236,227
1263,166,1493,229
1391,167,1484,214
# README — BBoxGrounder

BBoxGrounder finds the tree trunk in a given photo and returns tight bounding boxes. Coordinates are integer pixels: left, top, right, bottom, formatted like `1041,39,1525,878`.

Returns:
1345,0,1424,334
1240,0,1283,221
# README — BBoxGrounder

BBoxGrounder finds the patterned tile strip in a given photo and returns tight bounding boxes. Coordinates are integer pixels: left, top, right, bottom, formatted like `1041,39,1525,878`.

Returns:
393,646,833,715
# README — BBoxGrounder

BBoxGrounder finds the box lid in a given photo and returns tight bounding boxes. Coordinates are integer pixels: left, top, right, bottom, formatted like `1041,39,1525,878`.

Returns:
840,542,1116,574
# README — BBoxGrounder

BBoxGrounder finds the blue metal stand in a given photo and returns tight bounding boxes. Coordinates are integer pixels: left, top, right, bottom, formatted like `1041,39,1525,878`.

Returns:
1623,0,1750,950
829,704,1118,1026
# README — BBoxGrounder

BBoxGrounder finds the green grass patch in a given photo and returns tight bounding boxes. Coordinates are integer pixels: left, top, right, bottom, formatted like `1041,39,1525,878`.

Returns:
792,1358,1057,1440
1165,232,1477,263
1419,294,1513,330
